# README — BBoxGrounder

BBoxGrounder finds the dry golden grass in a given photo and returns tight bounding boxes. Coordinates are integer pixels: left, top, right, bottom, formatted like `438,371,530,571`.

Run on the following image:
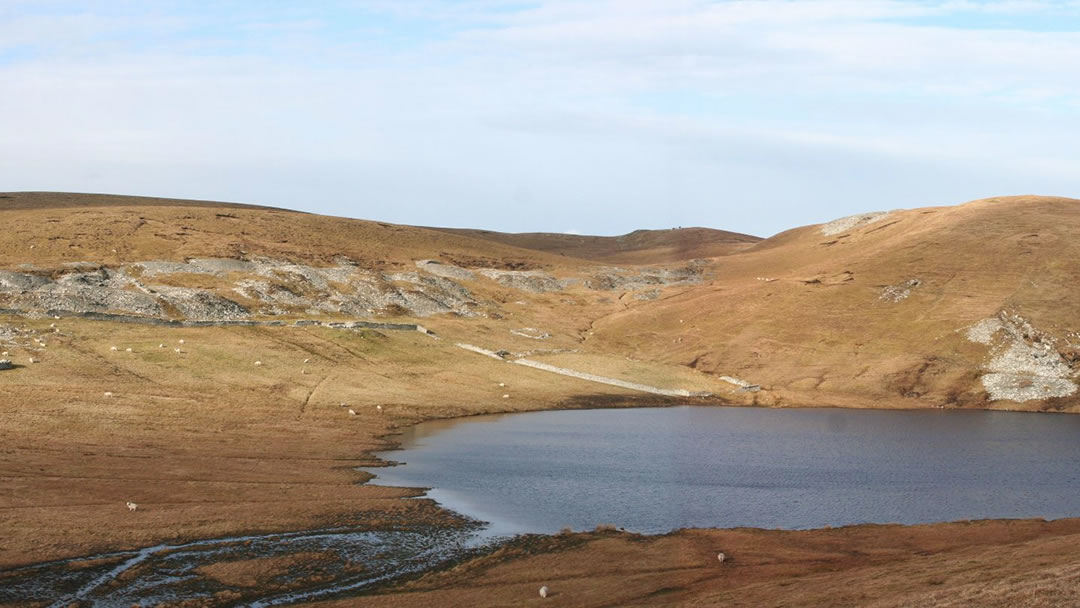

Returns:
593,196,1080,412
429,226,761,263
3,191,1080,607
0,315,691,568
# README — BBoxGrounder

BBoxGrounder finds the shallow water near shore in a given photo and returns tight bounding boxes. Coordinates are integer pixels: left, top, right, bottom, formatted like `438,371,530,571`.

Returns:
366,406,1080,535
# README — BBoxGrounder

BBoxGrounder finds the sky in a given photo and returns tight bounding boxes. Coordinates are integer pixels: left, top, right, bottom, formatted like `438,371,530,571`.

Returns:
2,1,1079,237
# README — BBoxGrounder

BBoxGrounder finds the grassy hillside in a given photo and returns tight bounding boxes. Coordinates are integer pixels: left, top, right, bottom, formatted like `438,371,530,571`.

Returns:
3,191,1079,606
0,191,578,270
592,195,1080,412
429,226,761,263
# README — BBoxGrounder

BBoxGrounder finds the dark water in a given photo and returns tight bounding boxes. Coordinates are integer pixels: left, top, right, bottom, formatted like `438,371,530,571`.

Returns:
365,406,1080,535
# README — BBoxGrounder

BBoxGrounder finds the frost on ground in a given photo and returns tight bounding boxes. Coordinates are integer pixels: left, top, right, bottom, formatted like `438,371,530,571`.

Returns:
820,211,890,236
965,312,1077,402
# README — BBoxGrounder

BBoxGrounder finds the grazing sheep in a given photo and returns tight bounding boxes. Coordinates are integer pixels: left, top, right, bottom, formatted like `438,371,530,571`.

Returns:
174,348,182,354
178,339,185,345
49,323,56,328
539,586,549,598
254,360,263,366
717,552,726,563
348,409,356,416
304,358,310,363
502,394,510,399
301,369,308,375
498,382,505,387
1,351,7,356
104,391,113,398
376,405,383,411
159,344,165,348
110,346,118,352
125,348,132,353
126,501,137,512
28,357,38,364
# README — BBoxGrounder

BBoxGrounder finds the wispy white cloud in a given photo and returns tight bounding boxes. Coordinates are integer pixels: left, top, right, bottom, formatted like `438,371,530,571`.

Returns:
1,1,1078,236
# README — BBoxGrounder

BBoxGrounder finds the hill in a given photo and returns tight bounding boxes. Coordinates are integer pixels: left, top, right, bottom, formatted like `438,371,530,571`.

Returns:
3,191,1080,606
429,226,761,263
591,195,1080,412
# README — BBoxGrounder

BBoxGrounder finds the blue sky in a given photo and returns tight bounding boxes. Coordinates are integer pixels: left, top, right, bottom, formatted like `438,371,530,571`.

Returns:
2,1,1079,237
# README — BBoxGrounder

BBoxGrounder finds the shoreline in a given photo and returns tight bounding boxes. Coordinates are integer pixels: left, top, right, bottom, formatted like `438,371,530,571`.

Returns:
7,396,1079,606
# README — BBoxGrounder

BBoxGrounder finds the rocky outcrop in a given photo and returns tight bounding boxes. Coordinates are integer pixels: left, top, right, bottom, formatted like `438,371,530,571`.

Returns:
966,312,1078,402
477,269,566,293
0,258,482,322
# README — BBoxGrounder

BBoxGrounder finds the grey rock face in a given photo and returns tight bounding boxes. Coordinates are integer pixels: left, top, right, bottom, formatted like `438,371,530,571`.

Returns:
415,260,475,281
965,312,1078,402
478,269,564,293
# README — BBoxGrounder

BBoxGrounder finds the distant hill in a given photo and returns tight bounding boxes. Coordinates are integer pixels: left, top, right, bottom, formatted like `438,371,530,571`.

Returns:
427,227,762,264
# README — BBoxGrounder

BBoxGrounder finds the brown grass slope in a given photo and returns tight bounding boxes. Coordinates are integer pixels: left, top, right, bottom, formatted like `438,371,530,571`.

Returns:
429,226,762,263
4,192,1080,607
591,195,1080,411
0,191,585,271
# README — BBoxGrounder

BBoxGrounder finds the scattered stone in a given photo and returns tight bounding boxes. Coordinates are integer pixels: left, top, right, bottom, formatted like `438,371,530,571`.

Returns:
0,359,12,370
478,268,564,293
966,318,1003,345
820,211,891,236
965,312,1078,402
415,260,475,281
879,279,921,303
510,327,550,340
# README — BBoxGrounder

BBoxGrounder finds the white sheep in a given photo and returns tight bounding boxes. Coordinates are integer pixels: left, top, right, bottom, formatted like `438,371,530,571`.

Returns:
28,357,38,364
539,586,549,598
126,501,138,512
498,382,505,387
717,552,726,563
125,348,132,353
301,369,308,375
348,409,356,416
502,394,510,399
174,347,182,354
178,339,185,345
376,405,383,411
254,360,263,366
110,346,118,352
159,344,165,348
304,358,310,363
104,391,113,398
